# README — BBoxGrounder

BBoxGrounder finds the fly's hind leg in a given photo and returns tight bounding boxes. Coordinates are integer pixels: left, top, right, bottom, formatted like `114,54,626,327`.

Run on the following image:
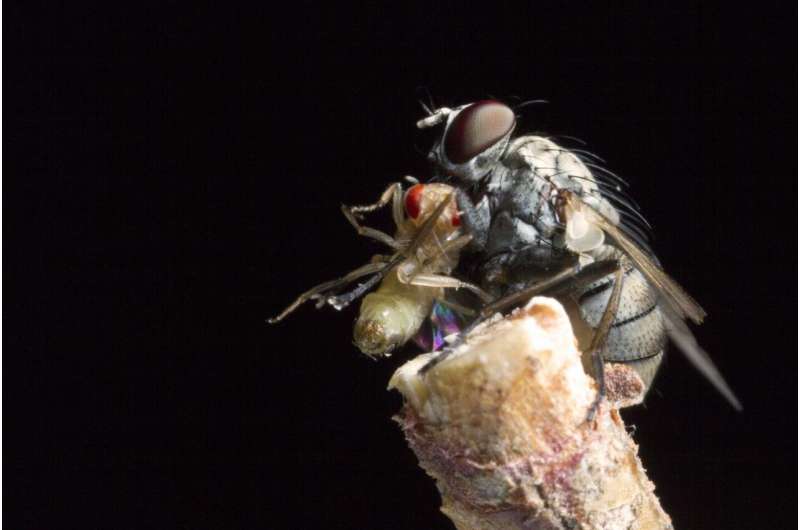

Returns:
419,260,621,375
586,264,625,422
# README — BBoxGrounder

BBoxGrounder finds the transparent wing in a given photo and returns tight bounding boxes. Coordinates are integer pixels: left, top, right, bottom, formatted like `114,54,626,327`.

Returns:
566,191,740,409
567,192,707,325
661,303,742,410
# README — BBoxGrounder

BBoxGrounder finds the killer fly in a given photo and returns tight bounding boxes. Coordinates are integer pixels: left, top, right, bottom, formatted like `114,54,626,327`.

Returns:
416,99,741,412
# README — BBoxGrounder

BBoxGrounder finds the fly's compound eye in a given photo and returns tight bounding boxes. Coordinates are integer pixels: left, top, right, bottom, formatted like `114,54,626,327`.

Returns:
450,214,461,227
444,100,515,164
405,183,461,228
404,184,425,219
450,209,461,227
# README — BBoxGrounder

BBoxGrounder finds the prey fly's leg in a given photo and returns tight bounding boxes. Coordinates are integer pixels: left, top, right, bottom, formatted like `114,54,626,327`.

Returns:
341,183,404,249
418,233,474,265
586,264,625,422
328,194,456,312
391,181,405,228
268,260,387,323
402,232,473,281
341,205,403,250
298,183,408,318
347,182,401,216
419,259,621,374
406,274,493,303
346,181,404,227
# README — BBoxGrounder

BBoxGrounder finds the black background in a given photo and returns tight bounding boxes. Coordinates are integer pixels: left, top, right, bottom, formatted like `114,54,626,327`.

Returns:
6,2,797,529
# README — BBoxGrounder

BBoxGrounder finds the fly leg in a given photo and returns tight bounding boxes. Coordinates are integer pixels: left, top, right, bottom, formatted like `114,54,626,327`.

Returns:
346,182,401,218
470,259,621,328
268,260,388,323
454,189,490,251
328,193,456,311
586,264,625,422
401,233,492,302
346,181,405,228
341,182,404,249
419,259,621,374
406,274,493,303
275,183,406,321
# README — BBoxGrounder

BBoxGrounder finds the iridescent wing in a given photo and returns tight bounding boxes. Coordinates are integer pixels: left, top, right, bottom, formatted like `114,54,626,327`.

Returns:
412,299,466,351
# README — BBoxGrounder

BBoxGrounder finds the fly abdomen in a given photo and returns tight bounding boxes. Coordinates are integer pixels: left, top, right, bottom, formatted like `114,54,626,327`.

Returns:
578,263,668,389
354,271,439,356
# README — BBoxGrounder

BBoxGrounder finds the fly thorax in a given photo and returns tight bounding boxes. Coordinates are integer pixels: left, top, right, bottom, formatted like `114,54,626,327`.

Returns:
580,195,621,225
588,243,623,263
485,212,533,254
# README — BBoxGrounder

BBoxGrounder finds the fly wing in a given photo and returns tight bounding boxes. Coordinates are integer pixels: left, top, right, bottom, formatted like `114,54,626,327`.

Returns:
412,297,471,351
568,193,707,325
567,192,740,409
661,303,743,410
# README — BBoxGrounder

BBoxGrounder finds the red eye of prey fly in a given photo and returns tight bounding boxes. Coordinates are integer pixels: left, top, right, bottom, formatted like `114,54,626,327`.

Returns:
444,100,515,164
404,184,424,219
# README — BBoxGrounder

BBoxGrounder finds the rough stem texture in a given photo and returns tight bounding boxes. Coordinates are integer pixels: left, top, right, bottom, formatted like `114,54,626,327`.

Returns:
389,297,672,530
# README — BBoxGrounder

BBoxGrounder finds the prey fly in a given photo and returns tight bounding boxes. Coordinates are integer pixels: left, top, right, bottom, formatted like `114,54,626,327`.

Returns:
269,180,490,356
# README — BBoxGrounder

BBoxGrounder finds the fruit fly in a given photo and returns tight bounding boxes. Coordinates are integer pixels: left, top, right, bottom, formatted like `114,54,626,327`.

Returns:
416,99,741,411
269,180,490,356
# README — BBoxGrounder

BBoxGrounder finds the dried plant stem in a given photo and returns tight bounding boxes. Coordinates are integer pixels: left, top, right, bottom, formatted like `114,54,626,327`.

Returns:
389,297,672,530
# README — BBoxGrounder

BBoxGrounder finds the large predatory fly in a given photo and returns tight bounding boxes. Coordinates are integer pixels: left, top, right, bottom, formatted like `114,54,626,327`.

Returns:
415,99,740,412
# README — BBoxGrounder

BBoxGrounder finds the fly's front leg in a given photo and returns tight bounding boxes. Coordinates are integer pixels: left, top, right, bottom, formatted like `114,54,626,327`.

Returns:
586,264,625,422
419,259,621,375
341,183,404,250
474,259,620,322
418,266,582,374
455,189,490,252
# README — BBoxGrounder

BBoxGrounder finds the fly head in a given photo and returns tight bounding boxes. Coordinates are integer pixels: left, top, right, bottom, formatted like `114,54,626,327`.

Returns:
418,100,516,183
